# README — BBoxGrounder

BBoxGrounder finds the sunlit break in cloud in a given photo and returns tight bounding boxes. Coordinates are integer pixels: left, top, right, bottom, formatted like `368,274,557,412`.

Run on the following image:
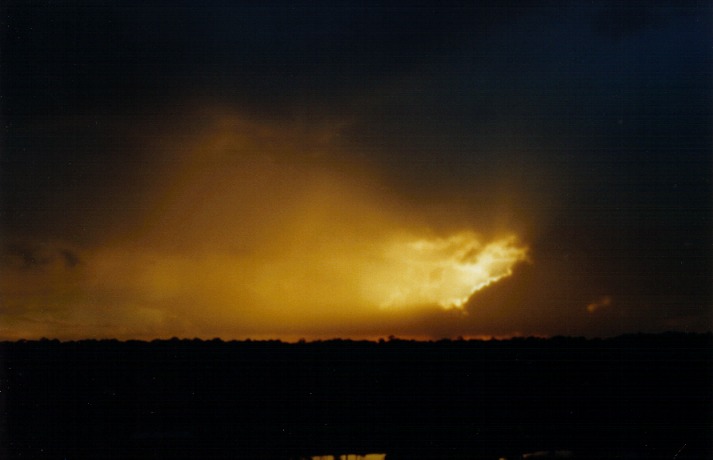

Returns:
368,232,528,309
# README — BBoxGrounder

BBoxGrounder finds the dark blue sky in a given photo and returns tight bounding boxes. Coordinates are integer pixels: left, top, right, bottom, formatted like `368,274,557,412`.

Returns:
1,1,711,339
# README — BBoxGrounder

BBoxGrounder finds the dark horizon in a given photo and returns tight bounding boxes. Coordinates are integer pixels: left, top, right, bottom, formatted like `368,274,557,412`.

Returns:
3,329,712,343
2,332,711,459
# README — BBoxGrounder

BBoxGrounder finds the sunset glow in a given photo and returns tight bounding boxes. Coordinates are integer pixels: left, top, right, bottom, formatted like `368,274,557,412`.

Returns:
368,233,528,309
0,112,531,340
2,1,710,340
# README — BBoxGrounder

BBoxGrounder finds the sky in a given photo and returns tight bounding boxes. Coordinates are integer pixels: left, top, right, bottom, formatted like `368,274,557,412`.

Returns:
1,0,711,340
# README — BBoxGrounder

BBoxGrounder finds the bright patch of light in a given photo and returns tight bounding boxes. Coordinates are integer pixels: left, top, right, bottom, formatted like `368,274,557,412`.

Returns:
367,232,528,309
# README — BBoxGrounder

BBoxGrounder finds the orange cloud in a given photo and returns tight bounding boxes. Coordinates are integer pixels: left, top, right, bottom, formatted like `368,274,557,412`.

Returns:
586,296,613,314
0,109,531,340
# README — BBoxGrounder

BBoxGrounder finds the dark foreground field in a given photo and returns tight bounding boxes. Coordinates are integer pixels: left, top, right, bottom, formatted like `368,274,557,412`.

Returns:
1,333,711,459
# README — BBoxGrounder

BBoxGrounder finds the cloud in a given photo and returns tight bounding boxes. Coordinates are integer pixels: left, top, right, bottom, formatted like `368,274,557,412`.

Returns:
2,241,81,271
586,296,613,314
3,242,53,269
0,111,529,340
371,232,528,309
60,249,81,268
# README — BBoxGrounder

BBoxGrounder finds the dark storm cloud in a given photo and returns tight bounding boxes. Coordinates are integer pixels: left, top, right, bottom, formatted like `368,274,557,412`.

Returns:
1,0,711,338
3,0,709,203
2,241,81,270
1,0,587,122
2,1,487,116
0,113,158,242
60,249,81,268
3,242,53,269
0,0,536,235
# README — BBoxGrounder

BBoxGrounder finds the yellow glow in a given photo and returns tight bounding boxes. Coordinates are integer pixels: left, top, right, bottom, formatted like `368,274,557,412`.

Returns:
0,109,532,340
365,232,528,309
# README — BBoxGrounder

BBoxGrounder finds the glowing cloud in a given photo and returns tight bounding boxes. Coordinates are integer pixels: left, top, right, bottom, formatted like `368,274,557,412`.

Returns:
586,296,613,313
0,110,532,340
366,232,528,309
